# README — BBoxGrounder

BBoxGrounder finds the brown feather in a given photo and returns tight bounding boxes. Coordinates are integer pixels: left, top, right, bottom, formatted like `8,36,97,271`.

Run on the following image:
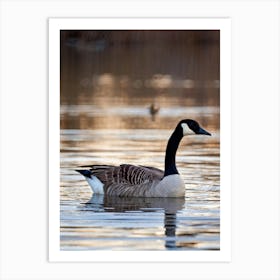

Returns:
87,164,164,197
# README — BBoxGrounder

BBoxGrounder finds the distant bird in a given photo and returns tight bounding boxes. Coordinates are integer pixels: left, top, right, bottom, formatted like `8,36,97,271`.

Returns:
76,119,211,197
149,103,160,121
149,103,160,115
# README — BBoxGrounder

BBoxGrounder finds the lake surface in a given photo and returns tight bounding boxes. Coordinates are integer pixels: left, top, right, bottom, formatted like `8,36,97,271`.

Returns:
60,30,220,251
60,103,220,251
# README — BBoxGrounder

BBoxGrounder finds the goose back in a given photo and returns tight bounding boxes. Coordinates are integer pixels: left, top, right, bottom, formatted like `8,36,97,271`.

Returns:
87,164,164,197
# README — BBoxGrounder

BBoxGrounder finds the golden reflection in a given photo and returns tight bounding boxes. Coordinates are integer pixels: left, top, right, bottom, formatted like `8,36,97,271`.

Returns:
60,30,220,131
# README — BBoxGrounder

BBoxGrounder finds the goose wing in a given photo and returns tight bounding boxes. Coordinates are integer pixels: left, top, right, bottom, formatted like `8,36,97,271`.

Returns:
139,165,164,178
88,164,164,196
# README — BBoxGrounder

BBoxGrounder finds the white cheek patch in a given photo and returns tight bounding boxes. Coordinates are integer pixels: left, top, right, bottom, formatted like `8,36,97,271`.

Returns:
181,123,195,136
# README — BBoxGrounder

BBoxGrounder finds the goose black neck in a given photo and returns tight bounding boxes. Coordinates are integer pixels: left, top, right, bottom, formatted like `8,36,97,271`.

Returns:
164,129,183,177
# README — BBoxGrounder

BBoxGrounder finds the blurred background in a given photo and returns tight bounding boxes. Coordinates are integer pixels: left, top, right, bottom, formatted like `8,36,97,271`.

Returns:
60,30,220,130
60,30,220,251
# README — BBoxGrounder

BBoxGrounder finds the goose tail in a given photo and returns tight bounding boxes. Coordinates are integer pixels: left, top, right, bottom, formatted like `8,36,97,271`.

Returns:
75,169,92,178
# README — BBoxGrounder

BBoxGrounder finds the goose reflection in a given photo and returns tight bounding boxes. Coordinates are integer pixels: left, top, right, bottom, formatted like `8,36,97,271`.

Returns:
85,194,184,249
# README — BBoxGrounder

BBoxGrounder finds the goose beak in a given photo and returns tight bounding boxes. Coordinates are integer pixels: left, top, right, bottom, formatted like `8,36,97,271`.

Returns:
197,127,211,136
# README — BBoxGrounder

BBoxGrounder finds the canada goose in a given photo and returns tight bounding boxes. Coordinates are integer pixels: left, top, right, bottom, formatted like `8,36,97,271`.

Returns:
76,119,211,197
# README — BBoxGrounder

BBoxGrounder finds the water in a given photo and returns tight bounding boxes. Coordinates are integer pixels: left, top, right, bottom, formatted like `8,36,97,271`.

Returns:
60,30,220,251
60,104,220,251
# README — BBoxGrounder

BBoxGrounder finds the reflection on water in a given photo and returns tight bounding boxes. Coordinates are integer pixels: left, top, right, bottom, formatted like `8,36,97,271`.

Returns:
61,100,219,130
60,128,220,251
60,30,220,251
88,196,184,250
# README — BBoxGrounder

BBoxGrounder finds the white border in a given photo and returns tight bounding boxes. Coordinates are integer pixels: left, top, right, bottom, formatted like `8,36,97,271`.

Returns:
49,18,231,262
1,1,279,279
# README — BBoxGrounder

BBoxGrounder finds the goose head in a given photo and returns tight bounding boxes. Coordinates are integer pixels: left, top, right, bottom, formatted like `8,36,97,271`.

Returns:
178,119,211,137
